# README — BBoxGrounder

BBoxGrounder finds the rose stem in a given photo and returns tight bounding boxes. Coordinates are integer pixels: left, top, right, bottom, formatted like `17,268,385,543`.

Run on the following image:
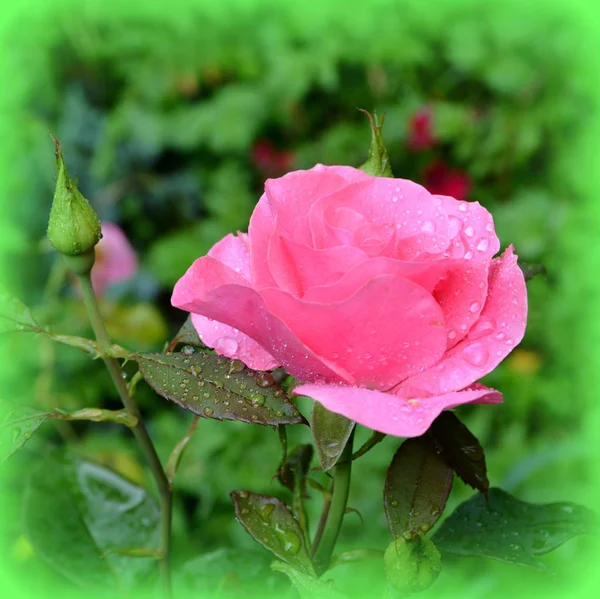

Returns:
77,272,172,597
311,429,354,575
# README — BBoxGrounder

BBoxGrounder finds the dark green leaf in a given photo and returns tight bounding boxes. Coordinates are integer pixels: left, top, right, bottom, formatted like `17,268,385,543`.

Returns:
169,315,206,350
311,402,355,471
0,402,48,465
278,444,314,492
428,411,489,493
432,488,598,569
176,549,280,598
384,436,453,538
230,490,314,574
135,351,307,426
271,561,348,599
23,453,160,589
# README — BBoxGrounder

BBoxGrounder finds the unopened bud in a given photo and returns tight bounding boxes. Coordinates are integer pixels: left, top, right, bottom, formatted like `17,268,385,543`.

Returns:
47,137,101,271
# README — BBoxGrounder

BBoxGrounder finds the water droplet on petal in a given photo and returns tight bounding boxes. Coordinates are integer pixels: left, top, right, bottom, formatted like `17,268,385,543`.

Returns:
464,226,474,237
485,222,494,232
448,330,457,340
476,238,489,252
468,316,496,340
464,251,473,260
469,301,481,313
458,202,468,212
215,337,238,355
496,332,506,340
448,216,463,237
462,343,489,367
421,220,435,233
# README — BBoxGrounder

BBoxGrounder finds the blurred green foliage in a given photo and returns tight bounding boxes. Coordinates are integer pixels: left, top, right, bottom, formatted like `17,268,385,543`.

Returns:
2,0,594,596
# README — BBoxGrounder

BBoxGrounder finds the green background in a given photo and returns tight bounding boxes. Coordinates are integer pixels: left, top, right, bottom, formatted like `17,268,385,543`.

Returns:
1,0,599,597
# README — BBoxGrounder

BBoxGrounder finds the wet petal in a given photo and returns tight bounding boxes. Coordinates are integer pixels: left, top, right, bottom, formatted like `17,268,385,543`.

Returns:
267,236,368,297
207,232,251,280
396,245,527,396
172,257,349,384
434,195,500,263
261,274,447,391
433,261,489,349
293,383,502,437
190,314,280,371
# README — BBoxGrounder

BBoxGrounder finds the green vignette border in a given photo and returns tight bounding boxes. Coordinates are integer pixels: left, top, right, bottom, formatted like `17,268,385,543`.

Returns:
0,0,598,598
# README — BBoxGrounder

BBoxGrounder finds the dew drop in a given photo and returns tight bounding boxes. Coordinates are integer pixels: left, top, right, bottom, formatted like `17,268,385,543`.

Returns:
421,220,435,233
248,392,266,407
485,222,494,232
392,196,399,203
469,301,481,313
228,359,245,374
181,345,195,355
256,373,276,388
190,365,202,376
464,226,474,237
239,490,249,499
203,407,214,417
282,530,301,554
496,332,506,340
215,337,238,355
464,250,473,260
476,238,489,252
468,316,496,340
390,499,399,508
448,330,457,340
462,343,489,367
448,216,463,237
458,202,468,212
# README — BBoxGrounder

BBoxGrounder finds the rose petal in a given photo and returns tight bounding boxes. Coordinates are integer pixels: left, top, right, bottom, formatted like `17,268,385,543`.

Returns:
293,383,502,437
172,257,350,384
433,261,489,349
267,235,368,297
249,195,278,289
434,195,500,263
396,245,527,396
190,313,279,371
207,232,251,280
265,165,369,246
261,274,447,390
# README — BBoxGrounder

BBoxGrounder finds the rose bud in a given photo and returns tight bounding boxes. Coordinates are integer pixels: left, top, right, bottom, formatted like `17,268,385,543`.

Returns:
47,138,101,274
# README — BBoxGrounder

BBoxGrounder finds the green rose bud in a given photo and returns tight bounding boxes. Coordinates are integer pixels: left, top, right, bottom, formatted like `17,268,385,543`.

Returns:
383,534,441,597
47,137,102,272
358,109,393,178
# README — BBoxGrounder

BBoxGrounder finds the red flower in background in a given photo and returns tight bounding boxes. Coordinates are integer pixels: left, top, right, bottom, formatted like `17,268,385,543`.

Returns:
407,107,436,151
251,139,294,177
423,160,471,202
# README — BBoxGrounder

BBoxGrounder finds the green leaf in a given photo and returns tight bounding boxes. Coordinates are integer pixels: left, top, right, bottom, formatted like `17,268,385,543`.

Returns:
0,402,49,465
427,411,489,493
384,436,453,538
0,288,40,332
169,315,205,350
230,491,314,574
176,548,279,597
311,402,355,471
432,488,598,569
23,453,160,589
135,351,307,426
271,560,348,599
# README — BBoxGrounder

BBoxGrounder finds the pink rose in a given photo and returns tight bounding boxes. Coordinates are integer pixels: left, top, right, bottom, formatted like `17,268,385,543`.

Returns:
91,222,138,294
172,165,527,437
